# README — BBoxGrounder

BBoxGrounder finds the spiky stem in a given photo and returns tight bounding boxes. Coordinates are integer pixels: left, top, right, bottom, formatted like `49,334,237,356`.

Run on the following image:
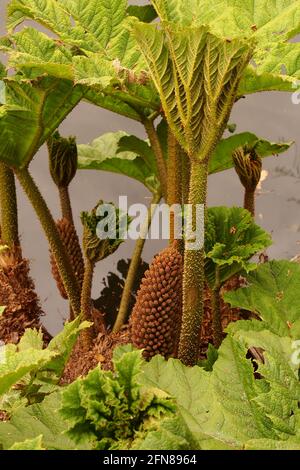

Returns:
167,128,182,244
59,186,74,225
80,257,95,350
181,149,191,206
143,118,168,201
212,267,223,348
0,162,19,250
178,159,208,366
14,167,81,315
113,192,162,333
244,189,255,217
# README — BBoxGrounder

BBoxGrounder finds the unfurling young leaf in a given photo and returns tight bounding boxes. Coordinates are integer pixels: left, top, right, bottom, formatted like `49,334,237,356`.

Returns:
81,201,131,264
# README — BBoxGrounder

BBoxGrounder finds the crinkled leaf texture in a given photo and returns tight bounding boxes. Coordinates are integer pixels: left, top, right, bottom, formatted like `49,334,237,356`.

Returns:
3,0,300,128
0,77,83,168
0,339,56,397
224,260,300,339
60,345,177,450
150,0,300,93
0,318,89,404
205,207,272,287
132,22,253,159
0,392,89,450
3,0,159,118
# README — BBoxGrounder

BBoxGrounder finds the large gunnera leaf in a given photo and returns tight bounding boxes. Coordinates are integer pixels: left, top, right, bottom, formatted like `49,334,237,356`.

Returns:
224,260,300,339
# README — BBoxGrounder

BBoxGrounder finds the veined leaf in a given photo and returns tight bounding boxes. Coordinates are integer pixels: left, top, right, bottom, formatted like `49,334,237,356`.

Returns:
209,132,292,174
224,260,300,339
78,132,161,194
133,22,253,159
5,0,157,115
151,0,300,93
142,330,299,449
0,77,83,168
0,392,88,450
60,346,175,449
205,207,272,287
0,344,57,397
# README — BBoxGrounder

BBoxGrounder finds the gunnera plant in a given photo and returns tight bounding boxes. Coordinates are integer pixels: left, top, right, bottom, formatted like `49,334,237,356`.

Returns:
131,242,182,359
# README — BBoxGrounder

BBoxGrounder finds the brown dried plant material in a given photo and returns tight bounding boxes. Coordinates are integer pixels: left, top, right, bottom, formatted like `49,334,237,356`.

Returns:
50,218,84,299
61,327,131,384
130,243,183,360
0,246,50,345
199,277,253,359
0,410,8,422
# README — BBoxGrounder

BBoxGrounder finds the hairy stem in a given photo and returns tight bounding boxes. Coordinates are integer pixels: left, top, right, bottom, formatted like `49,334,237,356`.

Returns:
0,162,19,249
244,189,255,217
167,128,182,244
59,186,74,224
212,267,223,348
80,257,95,351
143,118,168,201
113,192,162,333
15,167,81,315
181,149,191,206
178,160,208,366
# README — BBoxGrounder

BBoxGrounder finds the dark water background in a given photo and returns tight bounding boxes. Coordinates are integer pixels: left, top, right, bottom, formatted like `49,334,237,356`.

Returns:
1,0,300,334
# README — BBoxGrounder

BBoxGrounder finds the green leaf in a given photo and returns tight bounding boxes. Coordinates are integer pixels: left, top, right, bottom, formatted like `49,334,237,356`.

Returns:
78,132,161,194
209,133,292,175
46,318,91,377
9,435,45,450
0,306,6,317
0,392,88,450
150,0,300,94
60,347,176,450
18,328,44,351
198,344,218,372
205,207,272,287
224,260,300,339
133,22,253,159
127,5,157,23
5,0,155,115
133,414,200,450
142,328,300,449
0,77,83,168
0,345,56,397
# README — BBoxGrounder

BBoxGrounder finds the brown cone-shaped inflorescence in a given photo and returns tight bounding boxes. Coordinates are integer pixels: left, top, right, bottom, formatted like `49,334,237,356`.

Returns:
50,218,84,299
0,245,50,345
130,243,182,360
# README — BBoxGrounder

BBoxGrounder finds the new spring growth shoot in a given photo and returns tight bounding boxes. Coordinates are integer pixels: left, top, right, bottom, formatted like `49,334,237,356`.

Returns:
47,131,78,224
133,19,254,365
233,145,262,217
48,132,84,319
80,202,131,349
